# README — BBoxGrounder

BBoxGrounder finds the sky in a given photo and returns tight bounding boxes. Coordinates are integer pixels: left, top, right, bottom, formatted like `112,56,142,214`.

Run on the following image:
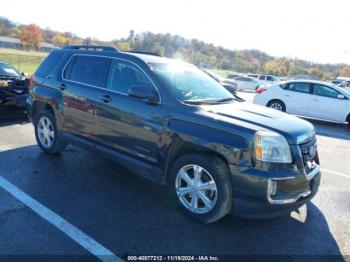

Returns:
1,0,350,64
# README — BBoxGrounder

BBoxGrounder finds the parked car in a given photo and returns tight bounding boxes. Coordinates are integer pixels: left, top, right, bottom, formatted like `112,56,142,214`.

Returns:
0,61,30,110
203,70,238,95
332,76,350,86
27,46,321,223
227,73,241,79
254,80,350,125
232,76,261,91
257,74,280,85
247,74,258,79
338,80,350,88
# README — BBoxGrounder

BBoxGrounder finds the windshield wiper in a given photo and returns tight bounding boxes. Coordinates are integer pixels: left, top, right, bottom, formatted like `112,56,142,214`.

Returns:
183,97,238,105
183,99,213,105
214,97,237,103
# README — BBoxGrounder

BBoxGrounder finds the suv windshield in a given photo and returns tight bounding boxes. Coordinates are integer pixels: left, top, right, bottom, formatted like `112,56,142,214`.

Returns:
151,62,233,103
0,63,20,77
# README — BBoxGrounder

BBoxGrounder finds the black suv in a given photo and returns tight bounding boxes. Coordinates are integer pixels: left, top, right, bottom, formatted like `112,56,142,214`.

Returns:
26,46,321,223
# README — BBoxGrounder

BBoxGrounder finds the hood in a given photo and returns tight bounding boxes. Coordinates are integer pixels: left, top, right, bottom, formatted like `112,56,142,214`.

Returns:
0,76,28,88
200,102,314,144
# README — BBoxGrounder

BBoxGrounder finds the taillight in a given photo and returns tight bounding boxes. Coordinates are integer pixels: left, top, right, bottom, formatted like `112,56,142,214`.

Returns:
256,87,266,94
28,75,34,86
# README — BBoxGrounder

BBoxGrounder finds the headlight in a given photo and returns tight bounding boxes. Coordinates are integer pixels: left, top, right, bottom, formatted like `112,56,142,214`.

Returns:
255,131,292,163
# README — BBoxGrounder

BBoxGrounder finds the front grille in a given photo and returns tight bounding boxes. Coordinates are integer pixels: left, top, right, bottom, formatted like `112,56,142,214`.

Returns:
299,134,318,174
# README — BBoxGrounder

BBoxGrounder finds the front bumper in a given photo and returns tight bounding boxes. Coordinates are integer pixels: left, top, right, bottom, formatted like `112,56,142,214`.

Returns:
0,94,28,108
230,165,321,219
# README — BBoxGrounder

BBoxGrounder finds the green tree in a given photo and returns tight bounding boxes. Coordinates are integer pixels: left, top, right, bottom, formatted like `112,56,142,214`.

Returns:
9,27,21,38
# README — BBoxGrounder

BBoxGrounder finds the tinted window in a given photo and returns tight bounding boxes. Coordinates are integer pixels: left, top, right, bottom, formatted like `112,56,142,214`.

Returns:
67,56,109,87
288,82,311,94
266,76,275,81
107,60,153,94
314,84,340,98
36,52,64,77
258,75,266,80
63,56,76,79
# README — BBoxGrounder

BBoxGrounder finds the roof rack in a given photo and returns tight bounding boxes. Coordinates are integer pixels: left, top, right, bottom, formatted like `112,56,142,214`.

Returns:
126,50,162,57
63,45,119,52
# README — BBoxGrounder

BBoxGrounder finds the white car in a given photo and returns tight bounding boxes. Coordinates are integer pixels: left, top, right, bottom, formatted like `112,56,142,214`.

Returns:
248,74,280,85
233,76,261,91
253,80,350,125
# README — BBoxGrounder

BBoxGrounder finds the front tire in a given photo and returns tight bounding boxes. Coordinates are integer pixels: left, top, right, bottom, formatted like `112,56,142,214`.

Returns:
35,110,67,154
170,154,232,223
267,99,286,112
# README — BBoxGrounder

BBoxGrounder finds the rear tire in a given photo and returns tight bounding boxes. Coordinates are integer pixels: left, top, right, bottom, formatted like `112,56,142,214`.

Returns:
267,99,286,112
169,153,232,223
347,114,350,128
35,110,67,154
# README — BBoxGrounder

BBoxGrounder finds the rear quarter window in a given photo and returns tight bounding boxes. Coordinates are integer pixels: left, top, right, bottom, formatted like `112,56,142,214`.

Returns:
288,82,311,94
35,52,64,77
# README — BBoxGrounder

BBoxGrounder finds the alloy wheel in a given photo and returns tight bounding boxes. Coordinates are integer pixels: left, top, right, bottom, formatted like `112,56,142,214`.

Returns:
175,164,218,214
270,102,283,111
37,116,55,148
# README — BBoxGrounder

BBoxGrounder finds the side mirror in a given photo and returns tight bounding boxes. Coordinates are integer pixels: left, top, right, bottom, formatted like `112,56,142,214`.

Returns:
21,72,28,77
128,85,158,103
337,94,345,99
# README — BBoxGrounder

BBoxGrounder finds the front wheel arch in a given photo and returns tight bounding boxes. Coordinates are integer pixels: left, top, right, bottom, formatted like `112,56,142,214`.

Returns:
163,141,230,184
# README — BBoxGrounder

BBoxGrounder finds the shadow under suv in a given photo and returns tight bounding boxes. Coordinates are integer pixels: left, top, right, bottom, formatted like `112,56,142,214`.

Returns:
26,46,321,223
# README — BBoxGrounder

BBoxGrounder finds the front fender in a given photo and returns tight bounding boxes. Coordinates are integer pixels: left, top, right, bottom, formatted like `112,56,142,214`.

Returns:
166,120,252,167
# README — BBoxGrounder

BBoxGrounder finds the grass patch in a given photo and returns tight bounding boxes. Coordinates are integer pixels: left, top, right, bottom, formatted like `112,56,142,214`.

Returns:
0,48,48,75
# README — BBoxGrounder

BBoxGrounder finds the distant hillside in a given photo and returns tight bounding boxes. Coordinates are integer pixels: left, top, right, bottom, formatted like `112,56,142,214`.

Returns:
1,16,350,80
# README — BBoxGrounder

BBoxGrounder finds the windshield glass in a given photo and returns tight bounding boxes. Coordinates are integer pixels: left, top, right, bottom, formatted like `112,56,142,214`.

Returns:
151,62,234,103
0,63,20,77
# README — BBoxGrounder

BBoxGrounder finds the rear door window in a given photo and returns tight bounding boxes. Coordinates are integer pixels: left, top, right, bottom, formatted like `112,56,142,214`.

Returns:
288,82,311,94
64,55,110,87
258,75,266,80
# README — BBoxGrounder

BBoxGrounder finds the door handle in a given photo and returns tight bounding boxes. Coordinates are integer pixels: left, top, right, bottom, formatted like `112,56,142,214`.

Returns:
284,94,291,97
312,98,319,102
58,84,66,91
99,94,112,103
